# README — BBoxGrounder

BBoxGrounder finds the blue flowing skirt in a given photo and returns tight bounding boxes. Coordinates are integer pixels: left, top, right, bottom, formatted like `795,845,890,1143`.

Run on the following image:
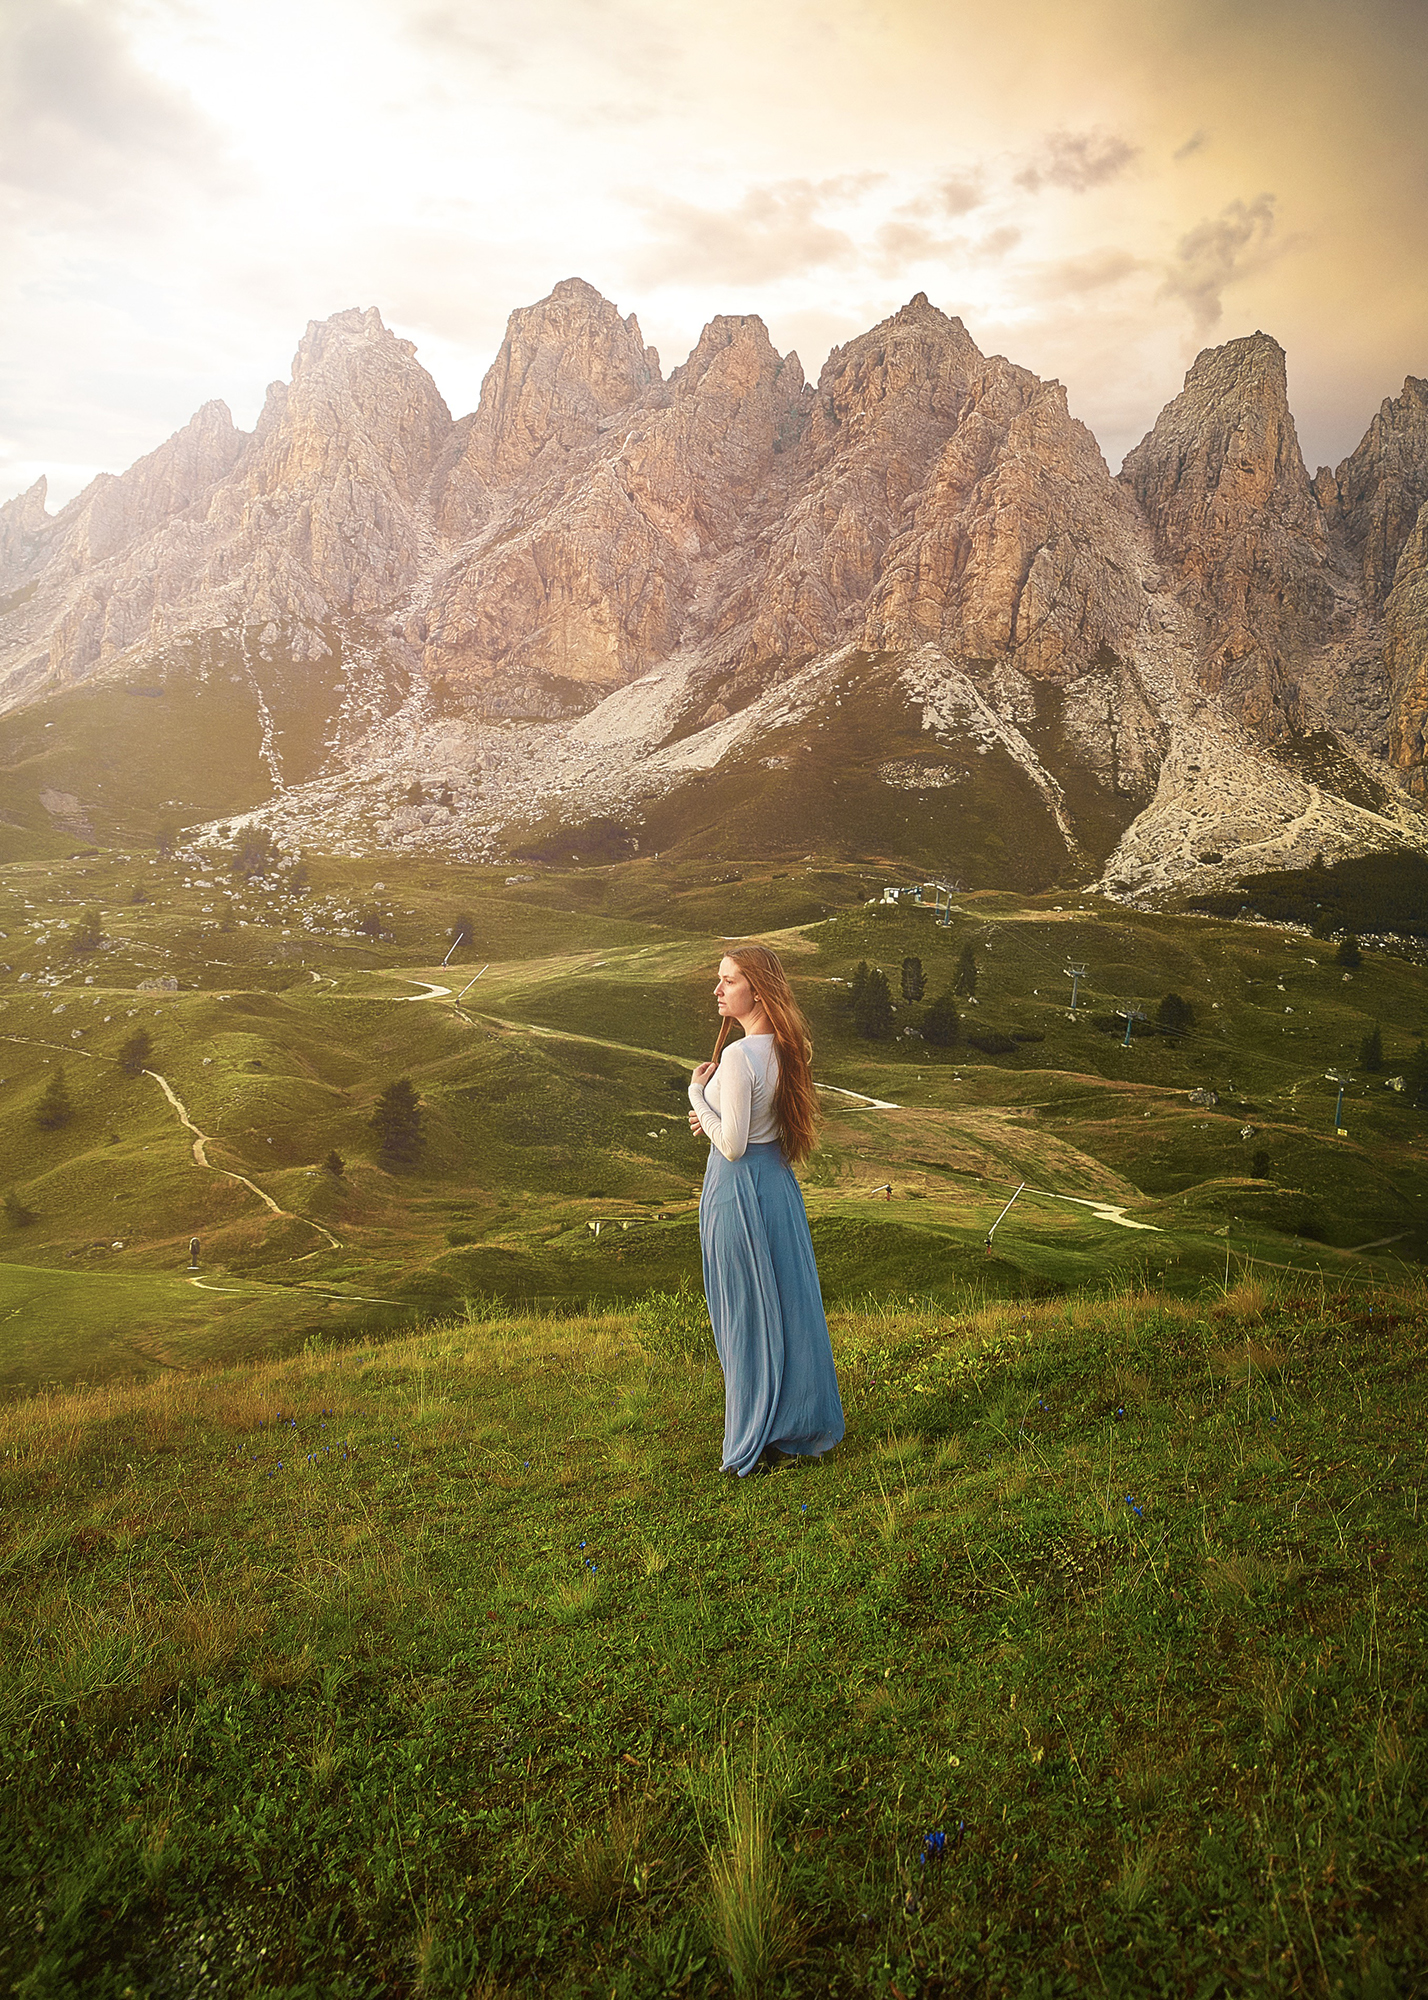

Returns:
699,1141,845,1477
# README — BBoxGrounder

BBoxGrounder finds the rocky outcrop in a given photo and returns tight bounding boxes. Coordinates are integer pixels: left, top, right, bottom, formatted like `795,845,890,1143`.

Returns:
0,477,52,586
430,278,660,542
866,366,1149,682
1120,333,1333,736
1316,376,1428,608
1385,500,1428,795
421,309,806,708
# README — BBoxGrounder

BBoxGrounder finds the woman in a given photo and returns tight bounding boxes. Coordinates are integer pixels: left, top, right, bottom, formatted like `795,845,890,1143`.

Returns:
687,945,845,1477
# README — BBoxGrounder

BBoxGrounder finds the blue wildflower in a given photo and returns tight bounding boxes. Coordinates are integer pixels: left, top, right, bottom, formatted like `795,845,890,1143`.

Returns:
920,1829,946,1865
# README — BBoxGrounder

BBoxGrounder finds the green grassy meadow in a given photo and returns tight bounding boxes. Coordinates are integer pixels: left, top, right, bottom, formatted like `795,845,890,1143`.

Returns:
0,1277,1423,1996
0,838,1423,1389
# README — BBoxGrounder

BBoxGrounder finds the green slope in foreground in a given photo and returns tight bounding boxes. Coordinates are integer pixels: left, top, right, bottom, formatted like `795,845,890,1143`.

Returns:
0,1281,1423,1996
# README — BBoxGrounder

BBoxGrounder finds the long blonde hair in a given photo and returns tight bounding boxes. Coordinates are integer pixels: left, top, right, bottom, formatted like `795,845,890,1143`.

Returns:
712,944,820,1166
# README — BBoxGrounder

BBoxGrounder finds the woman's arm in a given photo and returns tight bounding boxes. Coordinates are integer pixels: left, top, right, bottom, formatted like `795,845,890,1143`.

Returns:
688,1045,752,1160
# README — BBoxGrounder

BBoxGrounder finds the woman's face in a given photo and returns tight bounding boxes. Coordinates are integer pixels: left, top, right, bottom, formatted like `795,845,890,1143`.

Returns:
716,957,760,1021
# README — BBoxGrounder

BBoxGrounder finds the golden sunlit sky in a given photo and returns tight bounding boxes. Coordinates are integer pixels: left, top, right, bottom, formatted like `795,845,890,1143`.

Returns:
3,0,1427,508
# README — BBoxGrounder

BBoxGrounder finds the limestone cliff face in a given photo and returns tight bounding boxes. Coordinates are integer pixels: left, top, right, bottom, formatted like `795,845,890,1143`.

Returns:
734,295,982,666
1315,376,1428,608
866,366,1148,681
421,309,806,706
1,309,453,695
1120,333,1333,735
0,477,50,585
431,278,660,542
1385,500,1428,794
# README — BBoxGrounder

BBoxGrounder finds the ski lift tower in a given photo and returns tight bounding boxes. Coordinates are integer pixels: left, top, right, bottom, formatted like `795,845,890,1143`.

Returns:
1115,1002,1147,1047
1326,1069,1351,1135
1064,962,1088,1014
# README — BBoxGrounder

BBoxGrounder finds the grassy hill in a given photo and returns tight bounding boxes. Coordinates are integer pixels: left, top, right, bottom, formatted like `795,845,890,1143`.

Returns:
0,1279,1422,1995
0,841,1424,1395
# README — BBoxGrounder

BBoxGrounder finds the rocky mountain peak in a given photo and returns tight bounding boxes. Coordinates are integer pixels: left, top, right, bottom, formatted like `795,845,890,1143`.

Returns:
1316,374,1428,607
0,476,51,584
461,278,660,489
249,309,451,510
811,293,982,450
669,314,797,402
1120,330,1331,735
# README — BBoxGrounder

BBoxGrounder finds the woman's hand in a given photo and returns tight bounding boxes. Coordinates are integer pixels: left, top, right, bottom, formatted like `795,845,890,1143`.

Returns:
687,1109,705,1136
691,1061,717,1088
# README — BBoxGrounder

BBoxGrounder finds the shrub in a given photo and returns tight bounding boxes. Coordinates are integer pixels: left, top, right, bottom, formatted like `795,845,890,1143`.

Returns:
1251,1149,1271,1178
1360,1023,1384,1073
323,1150,345,1178
451,914,476,949
1337,935,1363,969
966,1029,1016,1055
119,1028,153,1077
1156,992,1196,1035
1012,1028,1045,1044
3,1190,37,1227
69,908,103,954
953,942,978,997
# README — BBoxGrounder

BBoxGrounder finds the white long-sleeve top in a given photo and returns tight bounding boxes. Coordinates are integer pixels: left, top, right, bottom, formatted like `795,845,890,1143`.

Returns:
689,1034,781,1160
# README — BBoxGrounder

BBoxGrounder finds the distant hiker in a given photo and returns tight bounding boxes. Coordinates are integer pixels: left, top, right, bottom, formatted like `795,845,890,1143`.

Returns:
687,946,844,1478
188,1238,200,1267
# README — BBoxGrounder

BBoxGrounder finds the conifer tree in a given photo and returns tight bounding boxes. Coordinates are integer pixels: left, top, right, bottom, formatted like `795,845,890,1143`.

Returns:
1360,1022,1384,1073
35,1068,73,1130
954,942,978,998
1336,936,1362,969
371,1078,424,1163
901,956,925,1002
854,968,893,1040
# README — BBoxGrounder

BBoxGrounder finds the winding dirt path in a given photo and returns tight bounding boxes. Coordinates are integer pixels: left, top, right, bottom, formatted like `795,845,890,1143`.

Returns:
143,1067,341,1250
0,1032,340,1252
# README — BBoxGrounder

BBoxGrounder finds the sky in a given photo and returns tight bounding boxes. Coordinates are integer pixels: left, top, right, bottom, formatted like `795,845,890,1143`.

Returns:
3,0,1427,510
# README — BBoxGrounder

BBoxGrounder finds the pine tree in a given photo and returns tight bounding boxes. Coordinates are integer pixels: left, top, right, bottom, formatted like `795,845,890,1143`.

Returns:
1405,1040,1428,1111
1336,935,1362,969
954,942,978,998
35,1068,73,1130
451,913,476,949
922,992,961,1047
323,1150,346,1177
848,961,870,1009
901,956,925,1002
371,1078,424,1163
854,968,894,1040
119,1028,153,1077
1360,1022,1384,1072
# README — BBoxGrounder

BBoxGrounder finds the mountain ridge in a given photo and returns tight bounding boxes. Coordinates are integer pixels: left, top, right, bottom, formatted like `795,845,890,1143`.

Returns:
2,283,1426,897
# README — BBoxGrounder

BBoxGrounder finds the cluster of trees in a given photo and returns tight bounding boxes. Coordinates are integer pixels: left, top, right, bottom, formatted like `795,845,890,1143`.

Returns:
846,952,967,1046
1190,853,1428,941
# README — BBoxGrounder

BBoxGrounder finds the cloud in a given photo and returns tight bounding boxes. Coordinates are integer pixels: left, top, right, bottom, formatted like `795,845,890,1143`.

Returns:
1026,247,1142,300
0,0,225,213
1173,129,1209,162
1161,194,1280,331
933,171,985,217
1016,129,1138,194
627,178,873,288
